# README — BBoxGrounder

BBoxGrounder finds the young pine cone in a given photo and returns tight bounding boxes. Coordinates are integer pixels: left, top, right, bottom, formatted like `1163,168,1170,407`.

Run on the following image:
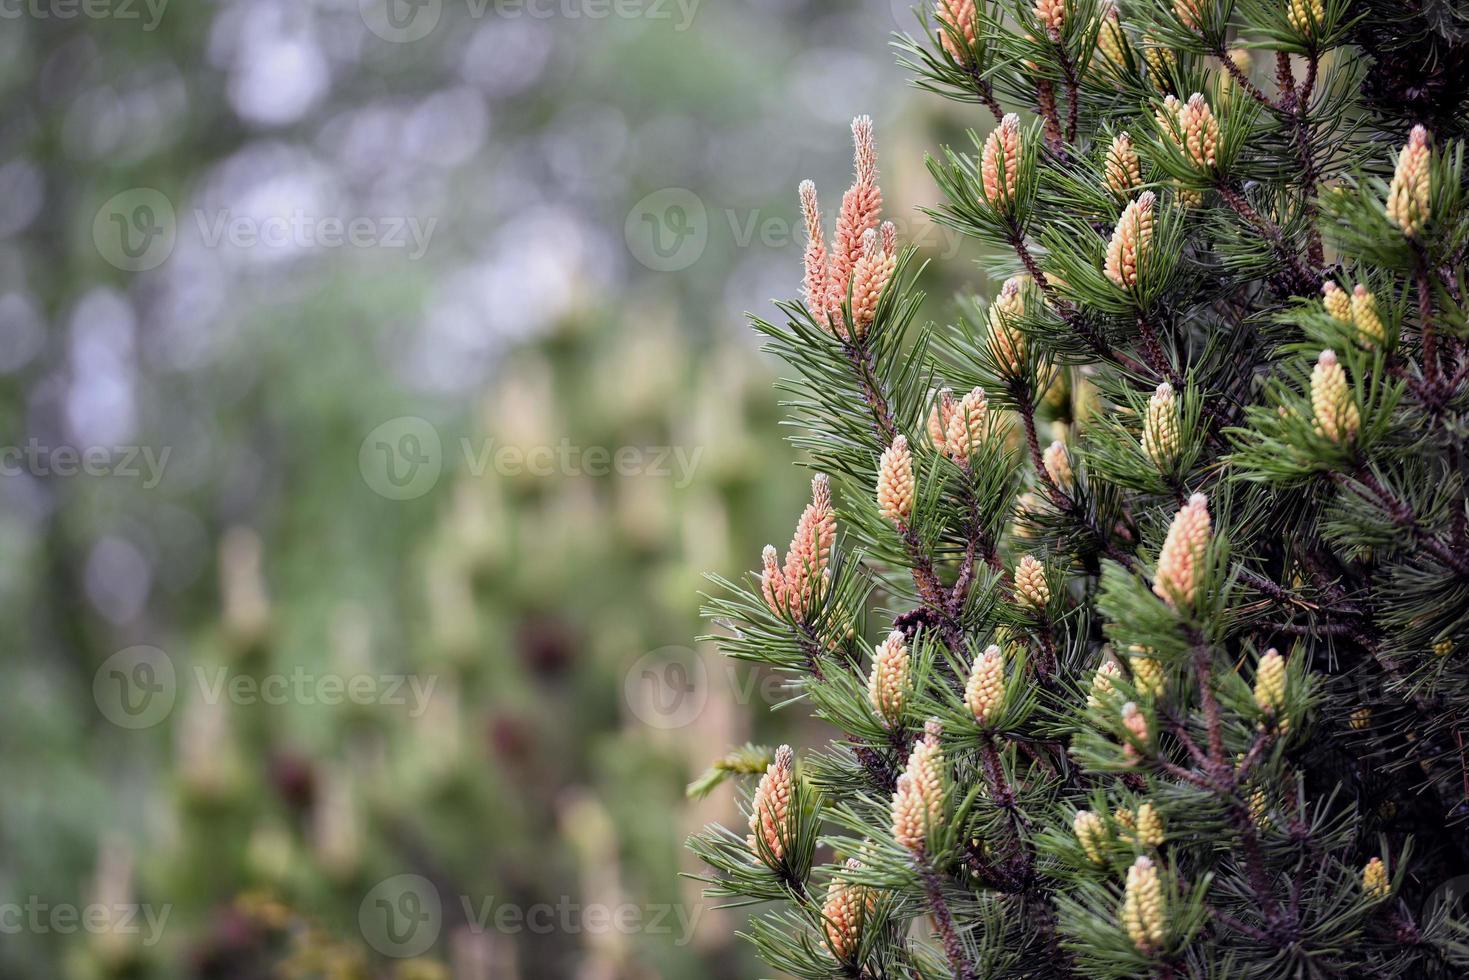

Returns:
946,387,989,464
937,0,978,60
877,435,915,525
1142,381,1180,469
821,859,873,962
1173,93,1219,170
1095,1,1127,69
760,474,836,619
964,644,1006,725
1310,349,1360,443
1105,191,1156,289
1153,493,1211,609
1362,857,1390,899
1287,0,1323,36
1043,439,1073,489
1121,701,1150,762
748,745,795,866
1385,125,1431,238
1074,810,1108,864
1123,856,1167,953
1253,648,1287,715
1135,802,1165,847
891,721,946,852
849,225,897,336
1104,131,1142,198
868,630,911,726
987,276,1028,371
1015,555,1050,610
980,114,1023,209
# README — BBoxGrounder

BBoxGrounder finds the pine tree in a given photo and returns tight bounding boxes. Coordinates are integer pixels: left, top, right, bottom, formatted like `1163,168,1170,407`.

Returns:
691,1,1469,976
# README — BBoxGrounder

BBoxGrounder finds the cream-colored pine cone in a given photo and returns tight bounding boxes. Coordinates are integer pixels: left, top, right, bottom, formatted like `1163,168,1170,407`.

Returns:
850,225,897,336
827,117,884,322
1253,648,1286,714
760,545,786,616
877,435,915,525
1123,855,1167,954
748,745,795,865
821,859,870,962
1350,285,1386,346
1172,93,1219,170
1385,125,1431,238
1321,281,1352,323
1145,42,1176,80
891,722,946,852
1310,349,1360,443
1105,132,1142,198
1248,788,1271,828
1105,191,1156,289
965,644,1006,725
868,630,911,726
1015,555,1050,610
799,180,831,330
1096,1,1127,68
1153,492,1210,608
987,276,1028,370
928,389,956,456
946,387,990,464
1136,803,1165,847
1089,658,1122,709
1287,0,1323,35
1142,381,1180,469
938,0,979,60
1121,701,1150,762
1074,810,1108,864
1362,857,1389,899
1172,0,1203,29
1034,0,1065,35
1127,644,1165,698
1218,49,1250,108
981,114,1023,209
780,474,836,619
1350,706,1371,730
1043,439,1073,488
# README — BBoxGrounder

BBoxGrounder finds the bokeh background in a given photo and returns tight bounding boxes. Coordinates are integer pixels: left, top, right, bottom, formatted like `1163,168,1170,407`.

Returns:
0,1,984,976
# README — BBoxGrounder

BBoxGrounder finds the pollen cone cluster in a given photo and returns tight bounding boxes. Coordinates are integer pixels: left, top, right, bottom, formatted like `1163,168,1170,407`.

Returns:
1158,93,1218,170
937,0,978,60
1105,191,1156,289
1044,440,1073,488
1095,1,1127,68
1362,857,1390,899
1123,856,1167,953
1074,810,1108,864
1135,803,1165,847
1323,281,1386,347
1253,648,1286,714
892,721,946,853
1127,644,1165,698
1121,702,1150,762
877,435,915,525
1034,0,1065,36
748,745,795,866
1311,349,1360,443
868,630,911,726
1385,125,1430,238
1172,0,1204,29
965,644,1006,725
931,387,989,464
760,474,836,620
1287,0,1323,35
981,114,1023,209
1015,555,1050,610
822,859,873,962
1143,381,1180,469
799,118,897,335
1153,492,1211,609
1089,658,1122,709
1105,132,1142,198
988,276,1029,371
